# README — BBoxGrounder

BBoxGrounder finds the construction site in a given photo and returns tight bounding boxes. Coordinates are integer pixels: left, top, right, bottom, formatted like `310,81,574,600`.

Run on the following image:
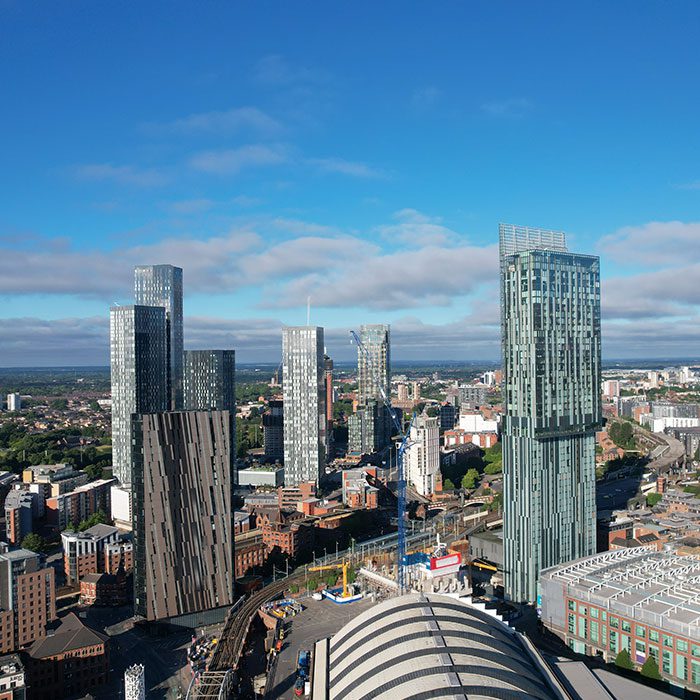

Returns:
185,329,505,700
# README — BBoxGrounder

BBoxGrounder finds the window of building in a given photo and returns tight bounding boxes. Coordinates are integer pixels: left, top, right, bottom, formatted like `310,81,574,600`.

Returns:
691,660,700,686
621,620,631,633
663,650,672,674
663,635,673,648
649,630,659,643
677,639,689,653
676,655,687,681
635,625,645,638
610,617,619,629
567,600,575,611
590,608,599,619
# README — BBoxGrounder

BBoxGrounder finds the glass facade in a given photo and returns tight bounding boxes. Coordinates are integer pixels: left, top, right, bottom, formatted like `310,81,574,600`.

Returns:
109,305,168,486
134,265,184,410
500,224,601,602
282,326,326,486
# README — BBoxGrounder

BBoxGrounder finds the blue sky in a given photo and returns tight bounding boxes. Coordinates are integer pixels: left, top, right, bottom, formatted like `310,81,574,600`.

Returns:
2,1,700,365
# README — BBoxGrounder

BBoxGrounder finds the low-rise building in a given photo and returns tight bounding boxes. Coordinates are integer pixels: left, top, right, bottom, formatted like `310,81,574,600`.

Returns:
0,653,25,700
0,549,56,653
540,548,700,694
342,468,379,510
45,478,114,531
104,538,133,574
26,613,108,700
79,571,128,606
237,465,284,488
60,524,126,584
278,482,316,510
22,464,89,498
235,537,267,578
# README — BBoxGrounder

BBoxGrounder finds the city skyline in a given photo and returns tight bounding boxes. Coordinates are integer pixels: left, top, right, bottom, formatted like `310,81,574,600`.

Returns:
2,3,700,366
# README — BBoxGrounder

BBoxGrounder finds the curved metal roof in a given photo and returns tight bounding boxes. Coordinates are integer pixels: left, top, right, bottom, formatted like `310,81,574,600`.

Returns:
327,593,561,700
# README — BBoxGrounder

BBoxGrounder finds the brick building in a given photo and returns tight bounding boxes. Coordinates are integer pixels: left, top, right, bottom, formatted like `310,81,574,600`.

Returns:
104,539,133,575
0,549,56,653
79,571,128,606
61,524,125,584
342,468,379,510
234,538,267,578
278,482,316,510
541,548,700,693
26,613,108,700
46,479,114,531
3,491,33,547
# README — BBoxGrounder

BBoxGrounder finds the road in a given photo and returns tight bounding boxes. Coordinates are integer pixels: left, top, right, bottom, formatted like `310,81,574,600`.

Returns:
264,597,375,700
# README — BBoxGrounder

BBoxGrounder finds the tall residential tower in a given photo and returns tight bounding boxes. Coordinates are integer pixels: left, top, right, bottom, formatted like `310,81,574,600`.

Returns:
282,327,326,486
134,265,183,410
499,223,602,603
109,306,168,486
183,350,235,412
349,324,392,455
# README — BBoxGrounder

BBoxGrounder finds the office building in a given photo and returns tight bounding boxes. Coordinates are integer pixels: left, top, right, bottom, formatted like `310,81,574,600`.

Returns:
282,327,326,486
602,380,621,398
263,400,284,463
405,415,440,497
183,350,235,411
134,264,183,410
5,395,20,412
540,548,700,694
110,305,168,485
458,385,488,409
439,403,457,431
0,549,56,653
500,223,601,603
132,410,235,623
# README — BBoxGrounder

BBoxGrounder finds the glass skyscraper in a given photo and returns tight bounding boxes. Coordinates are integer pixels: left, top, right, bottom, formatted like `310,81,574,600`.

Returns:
349,324,392,455
183,350,236,412
282,326,326,486
500,223,602,603
109,305,168,486
134,265,183,410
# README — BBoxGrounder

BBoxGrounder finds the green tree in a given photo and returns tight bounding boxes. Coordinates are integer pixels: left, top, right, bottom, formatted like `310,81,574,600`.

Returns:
484,461,502,475
615,649,634,670
77,510,109,531
640,656,662,680
461,468,480,490
288,583,299,594
442,478,456,490
21,533,47,553
646,492,662,508
50,398,68,411
306,578,319,591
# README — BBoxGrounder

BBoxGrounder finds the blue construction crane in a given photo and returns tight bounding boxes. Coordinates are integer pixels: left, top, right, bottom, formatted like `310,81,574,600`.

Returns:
350,329,413,594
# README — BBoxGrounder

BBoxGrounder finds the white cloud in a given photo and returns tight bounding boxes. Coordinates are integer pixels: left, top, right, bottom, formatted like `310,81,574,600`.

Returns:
74,163,168,187
164,198,215,214
377,209,456,246
307,157,385,179
598,221,700,266
189,144,290,174
145,106,283,136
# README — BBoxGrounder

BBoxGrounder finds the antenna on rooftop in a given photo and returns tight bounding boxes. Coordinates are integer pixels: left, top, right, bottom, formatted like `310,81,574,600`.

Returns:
306,296,311,326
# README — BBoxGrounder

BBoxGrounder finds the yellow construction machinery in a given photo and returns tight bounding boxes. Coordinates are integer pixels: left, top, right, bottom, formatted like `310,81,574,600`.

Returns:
309,561,352,598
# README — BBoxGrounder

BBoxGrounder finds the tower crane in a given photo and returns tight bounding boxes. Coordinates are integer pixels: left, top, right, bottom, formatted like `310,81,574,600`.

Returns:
350,329,413,594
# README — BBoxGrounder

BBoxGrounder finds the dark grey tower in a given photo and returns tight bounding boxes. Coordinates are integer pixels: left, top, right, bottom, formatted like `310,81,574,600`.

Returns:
183,350,236,412
109,305,168,486
134,265,183,410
